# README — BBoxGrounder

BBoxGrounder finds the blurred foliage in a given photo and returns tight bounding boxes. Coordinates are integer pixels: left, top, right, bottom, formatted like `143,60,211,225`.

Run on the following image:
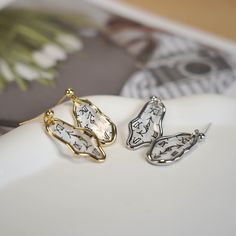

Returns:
0,8,90,92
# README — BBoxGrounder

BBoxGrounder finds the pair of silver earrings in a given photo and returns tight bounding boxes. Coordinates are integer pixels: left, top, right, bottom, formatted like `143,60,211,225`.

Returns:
126,96,210,166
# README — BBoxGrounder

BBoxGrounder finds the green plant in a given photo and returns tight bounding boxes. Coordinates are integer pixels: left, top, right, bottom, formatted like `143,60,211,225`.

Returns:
0,8,87,92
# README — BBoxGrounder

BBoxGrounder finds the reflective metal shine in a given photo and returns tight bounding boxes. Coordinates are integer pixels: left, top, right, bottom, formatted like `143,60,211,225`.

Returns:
58,88,117,146
45,112,106,162
146,129,206,166
126,96,166,149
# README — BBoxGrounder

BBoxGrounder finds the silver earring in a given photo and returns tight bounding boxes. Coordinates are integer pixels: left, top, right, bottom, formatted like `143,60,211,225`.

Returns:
146,124,211,166
126,96,166,149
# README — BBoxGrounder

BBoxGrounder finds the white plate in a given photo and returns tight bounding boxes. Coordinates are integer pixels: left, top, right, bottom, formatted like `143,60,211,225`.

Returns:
0,95,235,235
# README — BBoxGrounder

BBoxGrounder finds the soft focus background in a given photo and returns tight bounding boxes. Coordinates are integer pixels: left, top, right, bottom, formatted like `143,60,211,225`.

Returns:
0,0,236,135
123,0,236,41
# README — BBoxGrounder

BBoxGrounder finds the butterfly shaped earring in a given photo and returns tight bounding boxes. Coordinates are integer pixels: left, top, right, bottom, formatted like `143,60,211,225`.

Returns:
57,88,117,146
126,96,210,166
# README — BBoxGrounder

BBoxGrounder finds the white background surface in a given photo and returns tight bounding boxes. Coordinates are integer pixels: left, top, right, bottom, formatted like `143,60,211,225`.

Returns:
0,95,235,235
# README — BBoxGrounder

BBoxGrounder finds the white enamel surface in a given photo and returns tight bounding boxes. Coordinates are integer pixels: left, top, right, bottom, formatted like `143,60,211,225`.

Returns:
75,102,114,143
148,133,196,164
127,98,165,148
48,120,104,161
0,95,236,235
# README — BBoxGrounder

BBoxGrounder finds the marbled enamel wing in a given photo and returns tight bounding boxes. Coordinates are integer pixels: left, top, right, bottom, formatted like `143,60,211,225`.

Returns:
127,96,166,149
72,98,117,146
146,130,205,165
46,119,106,162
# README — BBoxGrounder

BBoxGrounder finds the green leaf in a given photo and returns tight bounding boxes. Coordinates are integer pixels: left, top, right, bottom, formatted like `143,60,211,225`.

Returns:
36,78,55,86
0,74,6,92
14,75,28,91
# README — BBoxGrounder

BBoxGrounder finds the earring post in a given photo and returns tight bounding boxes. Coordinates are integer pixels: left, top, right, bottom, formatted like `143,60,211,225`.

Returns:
203,123,212,135
19,115,42,126
56,95,67,105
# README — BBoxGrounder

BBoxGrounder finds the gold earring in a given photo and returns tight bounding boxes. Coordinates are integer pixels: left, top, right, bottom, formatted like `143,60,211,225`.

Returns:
57,88,117,146
20,109,106,162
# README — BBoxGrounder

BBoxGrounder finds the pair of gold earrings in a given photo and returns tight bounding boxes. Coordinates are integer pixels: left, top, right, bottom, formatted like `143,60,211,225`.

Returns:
21,88,117,162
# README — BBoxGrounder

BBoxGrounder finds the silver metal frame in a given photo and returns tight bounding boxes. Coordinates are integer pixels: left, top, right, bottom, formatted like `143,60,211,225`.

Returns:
126,96,166,150
146,129,206,166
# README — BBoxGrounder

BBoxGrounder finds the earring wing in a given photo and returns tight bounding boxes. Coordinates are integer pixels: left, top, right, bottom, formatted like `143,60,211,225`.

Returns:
146,130,204,165
71,98,117,146
45,119,106,162
127,97,166,149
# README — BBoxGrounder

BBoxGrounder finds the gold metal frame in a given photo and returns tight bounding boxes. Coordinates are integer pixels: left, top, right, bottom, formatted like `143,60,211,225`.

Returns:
20,110,106,163
72,97,117,146
45,116,106,163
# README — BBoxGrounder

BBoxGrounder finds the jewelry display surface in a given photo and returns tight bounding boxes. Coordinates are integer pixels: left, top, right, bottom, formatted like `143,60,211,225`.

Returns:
0,95,235,235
